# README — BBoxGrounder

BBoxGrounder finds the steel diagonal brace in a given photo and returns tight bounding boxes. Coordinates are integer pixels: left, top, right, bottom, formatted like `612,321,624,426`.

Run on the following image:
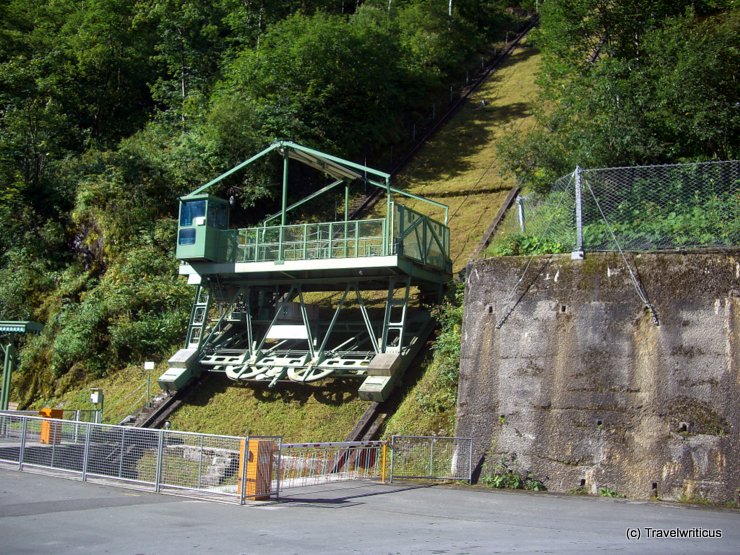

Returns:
251,285,298,363
315,287,350,366
198,286,243,354
297,288,315,360
354,287,380,354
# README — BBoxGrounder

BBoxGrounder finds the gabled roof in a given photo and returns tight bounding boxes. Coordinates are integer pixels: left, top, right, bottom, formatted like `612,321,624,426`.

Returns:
185,140,389,198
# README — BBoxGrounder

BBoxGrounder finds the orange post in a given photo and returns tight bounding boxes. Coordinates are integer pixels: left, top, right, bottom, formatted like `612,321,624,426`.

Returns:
238,439,276,501
39,408,63,444
381,442,387,483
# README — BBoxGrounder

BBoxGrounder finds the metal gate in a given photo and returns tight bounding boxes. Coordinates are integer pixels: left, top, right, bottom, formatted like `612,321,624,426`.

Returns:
1,413,472,502
389,435,472,483
277,441,386,491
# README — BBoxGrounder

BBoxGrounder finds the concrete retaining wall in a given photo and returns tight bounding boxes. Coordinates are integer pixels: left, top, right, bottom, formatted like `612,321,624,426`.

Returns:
456,253,739,502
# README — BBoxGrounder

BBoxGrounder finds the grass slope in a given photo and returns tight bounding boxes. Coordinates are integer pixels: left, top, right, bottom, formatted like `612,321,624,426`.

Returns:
383,40,541,437
40,41,541,440
387,40,540,272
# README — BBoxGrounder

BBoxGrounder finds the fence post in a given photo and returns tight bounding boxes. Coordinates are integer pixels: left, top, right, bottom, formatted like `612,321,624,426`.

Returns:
81,422,92,481
429,438,435,479
468,439,473,484
155,429,164,492
50,430,56,468
274,438,282,501
197,434,204,490
389,436,395,483
239,437,248,505
18,417,27,471
572,165,585,260
118,427,126,478
74,410,80,444
516,195,526,233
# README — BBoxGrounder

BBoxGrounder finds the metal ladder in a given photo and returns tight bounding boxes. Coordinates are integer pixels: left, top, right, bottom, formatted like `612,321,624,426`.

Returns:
381,277,411,354
186,285,211,349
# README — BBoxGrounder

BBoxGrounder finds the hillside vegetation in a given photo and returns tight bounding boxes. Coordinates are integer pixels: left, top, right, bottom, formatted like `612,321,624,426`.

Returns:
0,1,532,409
3,1,736,441
499,1,739,191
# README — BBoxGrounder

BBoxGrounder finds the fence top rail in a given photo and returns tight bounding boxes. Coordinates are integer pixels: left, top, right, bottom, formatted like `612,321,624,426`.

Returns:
237,218,386,237
391,435,472,441
0,413,245,441
581,158,738,173
1,409,100,416
282,441,384,449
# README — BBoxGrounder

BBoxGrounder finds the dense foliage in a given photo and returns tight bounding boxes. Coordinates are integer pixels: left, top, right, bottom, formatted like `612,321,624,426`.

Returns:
500,1,739,191
0,1,530,404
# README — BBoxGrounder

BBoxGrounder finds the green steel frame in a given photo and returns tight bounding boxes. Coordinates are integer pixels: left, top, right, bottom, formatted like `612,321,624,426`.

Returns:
164,142,452,400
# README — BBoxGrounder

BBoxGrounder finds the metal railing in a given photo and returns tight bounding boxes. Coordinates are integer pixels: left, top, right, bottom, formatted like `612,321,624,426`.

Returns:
0,414,281,504
215,204,452,271
389,436,473,483
0,413,472,502
0,409,102,423
221,218,387,263
491,160,739,255
394,204,451,271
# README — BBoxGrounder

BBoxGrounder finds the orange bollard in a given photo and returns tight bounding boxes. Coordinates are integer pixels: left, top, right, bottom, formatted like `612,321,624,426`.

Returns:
39,408,63,444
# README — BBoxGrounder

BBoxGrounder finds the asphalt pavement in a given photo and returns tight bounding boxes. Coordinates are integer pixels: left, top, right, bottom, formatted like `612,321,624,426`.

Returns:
1,467,738,554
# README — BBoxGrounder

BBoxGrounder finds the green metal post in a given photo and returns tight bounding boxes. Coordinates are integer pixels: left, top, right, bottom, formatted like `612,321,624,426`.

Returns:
280,148,289,260
355,221,359,257
281,149,289,227
1,344,15,411
303,223,308,259
344,181,349,257
344,181,350,222
385,177,391,256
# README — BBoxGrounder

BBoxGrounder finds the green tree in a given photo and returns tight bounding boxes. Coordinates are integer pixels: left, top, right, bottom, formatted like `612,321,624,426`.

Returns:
501,3,739,187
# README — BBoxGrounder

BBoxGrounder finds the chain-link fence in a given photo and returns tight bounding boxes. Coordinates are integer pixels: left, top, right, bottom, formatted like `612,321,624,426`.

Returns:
490,160,739,255
389,436,473,483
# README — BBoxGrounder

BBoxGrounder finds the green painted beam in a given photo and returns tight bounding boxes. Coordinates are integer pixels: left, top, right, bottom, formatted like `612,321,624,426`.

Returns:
263,179,344,225
280,141,391,180
1,344,14,410
367,179,449,225
186,142,281,197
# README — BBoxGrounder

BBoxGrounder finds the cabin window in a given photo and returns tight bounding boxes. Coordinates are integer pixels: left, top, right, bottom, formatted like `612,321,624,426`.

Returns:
208,202,228,230
180,200,206,227
178,228,196,245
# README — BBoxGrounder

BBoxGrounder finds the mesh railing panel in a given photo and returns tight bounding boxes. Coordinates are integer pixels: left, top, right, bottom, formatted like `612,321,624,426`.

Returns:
0,415,282,504
390,436,472,482
0,414,24,463
159,431,243,497
394,204,451,269
490,160,738,255
277,442,383,491
233,219,386,263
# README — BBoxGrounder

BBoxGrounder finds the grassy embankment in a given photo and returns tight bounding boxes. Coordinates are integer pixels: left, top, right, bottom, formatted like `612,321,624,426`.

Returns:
45,40,541,440
382,40,541,437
